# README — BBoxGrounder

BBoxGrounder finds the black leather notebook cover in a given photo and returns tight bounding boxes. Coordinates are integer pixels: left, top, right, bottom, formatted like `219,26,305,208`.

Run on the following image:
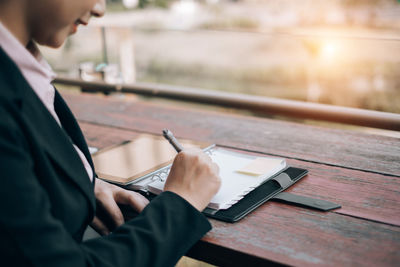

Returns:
202,167,308,222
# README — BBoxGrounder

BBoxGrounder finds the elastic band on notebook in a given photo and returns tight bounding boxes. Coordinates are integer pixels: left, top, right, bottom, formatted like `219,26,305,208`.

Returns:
272,173,292,188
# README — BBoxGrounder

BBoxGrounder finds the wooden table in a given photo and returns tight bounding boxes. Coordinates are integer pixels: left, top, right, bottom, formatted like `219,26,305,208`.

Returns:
63,91,400,267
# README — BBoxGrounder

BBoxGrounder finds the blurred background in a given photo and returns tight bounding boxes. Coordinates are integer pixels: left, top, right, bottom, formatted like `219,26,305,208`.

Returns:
42,0,400,114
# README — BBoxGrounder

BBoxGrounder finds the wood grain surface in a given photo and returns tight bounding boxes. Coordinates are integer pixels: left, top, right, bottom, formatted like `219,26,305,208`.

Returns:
63,92,400,267
63,93,400,177
79,122,400,227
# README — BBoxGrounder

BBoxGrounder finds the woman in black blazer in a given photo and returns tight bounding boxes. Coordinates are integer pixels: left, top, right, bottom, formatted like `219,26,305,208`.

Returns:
0,0,221,266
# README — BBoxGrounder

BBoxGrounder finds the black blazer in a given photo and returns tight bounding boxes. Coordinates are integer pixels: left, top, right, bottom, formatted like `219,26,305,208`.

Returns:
0,47,211,267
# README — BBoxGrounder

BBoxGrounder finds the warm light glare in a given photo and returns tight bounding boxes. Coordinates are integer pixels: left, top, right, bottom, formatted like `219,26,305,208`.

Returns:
321,42,337,60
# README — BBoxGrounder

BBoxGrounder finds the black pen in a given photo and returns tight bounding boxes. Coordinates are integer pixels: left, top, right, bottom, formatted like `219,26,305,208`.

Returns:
163,129,184,153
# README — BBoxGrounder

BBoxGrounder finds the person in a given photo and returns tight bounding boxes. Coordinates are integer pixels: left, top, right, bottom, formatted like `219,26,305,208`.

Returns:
0,0,221,266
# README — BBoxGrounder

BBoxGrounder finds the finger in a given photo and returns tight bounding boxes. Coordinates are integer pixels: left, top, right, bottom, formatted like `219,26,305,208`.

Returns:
211,162,220,174
97,193,125,228
91,216,110,236
199,151,213,163
115,190,149,213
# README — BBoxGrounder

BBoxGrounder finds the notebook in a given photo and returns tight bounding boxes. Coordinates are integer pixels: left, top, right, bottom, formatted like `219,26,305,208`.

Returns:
92,134,312,222
92,134,287,211
147,147,286,210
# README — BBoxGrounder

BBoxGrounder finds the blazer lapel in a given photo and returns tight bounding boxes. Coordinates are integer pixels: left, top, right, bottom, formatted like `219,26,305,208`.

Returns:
0,46,95,215
21,87,96,213
54,89,95,172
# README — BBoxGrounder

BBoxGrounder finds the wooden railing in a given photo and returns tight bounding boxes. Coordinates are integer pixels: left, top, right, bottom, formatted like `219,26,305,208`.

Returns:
54,77,400,131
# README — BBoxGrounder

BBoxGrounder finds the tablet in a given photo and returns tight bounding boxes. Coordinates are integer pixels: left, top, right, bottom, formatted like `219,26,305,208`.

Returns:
91,133,211,186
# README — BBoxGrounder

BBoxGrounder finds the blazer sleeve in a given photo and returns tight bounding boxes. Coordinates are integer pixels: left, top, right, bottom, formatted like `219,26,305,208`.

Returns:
0,104,211,267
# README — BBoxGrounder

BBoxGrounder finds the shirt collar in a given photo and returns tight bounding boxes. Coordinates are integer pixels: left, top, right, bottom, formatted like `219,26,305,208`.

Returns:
0,21,57,99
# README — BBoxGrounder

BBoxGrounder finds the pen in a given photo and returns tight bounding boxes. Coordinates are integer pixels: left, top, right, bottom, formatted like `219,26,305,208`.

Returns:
163,129,184,153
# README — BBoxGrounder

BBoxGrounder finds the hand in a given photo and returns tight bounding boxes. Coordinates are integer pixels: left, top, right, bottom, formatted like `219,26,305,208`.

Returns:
164,148,221,211
91,178,149,235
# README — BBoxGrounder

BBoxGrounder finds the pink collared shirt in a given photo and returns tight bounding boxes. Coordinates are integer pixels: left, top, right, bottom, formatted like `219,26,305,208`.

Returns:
0,22,94,181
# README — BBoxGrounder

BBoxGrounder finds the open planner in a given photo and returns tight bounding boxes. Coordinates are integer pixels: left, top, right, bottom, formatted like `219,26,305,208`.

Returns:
92,134,309,222
148,148,286,210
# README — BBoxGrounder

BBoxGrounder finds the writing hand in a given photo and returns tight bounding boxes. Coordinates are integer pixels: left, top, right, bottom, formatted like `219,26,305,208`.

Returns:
164,148,221,211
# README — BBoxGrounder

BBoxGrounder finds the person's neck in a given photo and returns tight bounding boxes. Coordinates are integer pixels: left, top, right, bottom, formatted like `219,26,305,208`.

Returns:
0,1,31,47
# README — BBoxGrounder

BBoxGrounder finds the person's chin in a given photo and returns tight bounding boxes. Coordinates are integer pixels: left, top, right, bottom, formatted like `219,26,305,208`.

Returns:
45,39,66,48
35,31,70,48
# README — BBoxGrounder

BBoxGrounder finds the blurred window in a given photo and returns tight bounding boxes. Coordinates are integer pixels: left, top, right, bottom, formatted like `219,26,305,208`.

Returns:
43,0,400,114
